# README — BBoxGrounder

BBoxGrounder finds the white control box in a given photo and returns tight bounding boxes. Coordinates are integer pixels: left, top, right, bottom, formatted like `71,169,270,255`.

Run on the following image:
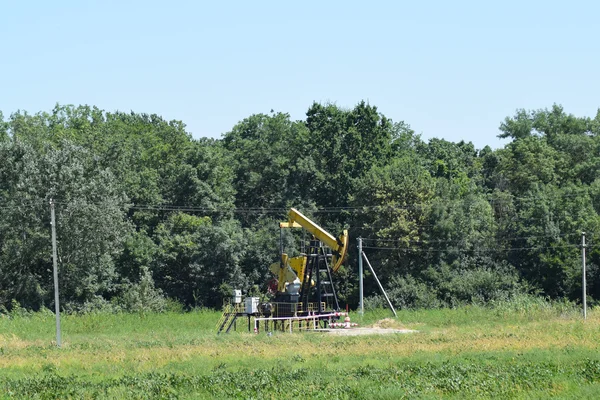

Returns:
232,289,242,304
245,297,259,313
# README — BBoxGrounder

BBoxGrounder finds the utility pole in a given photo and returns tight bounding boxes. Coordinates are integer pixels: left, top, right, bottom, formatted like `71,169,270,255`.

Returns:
50,199,61,347
358,237,363,315
582,231,587,320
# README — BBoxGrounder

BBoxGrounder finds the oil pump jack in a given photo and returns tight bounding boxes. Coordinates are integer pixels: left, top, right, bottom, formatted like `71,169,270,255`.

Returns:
268,208,349,315
217,208,349,333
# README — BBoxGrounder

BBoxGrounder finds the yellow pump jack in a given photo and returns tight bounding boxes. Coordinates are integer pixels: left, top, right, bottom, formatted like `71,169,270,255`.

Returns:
269,208,349,300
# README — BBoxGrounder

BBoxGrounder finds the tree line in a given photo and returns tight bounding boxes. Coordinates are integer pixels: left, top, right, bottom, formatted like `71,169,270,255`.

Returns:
1,102,600,312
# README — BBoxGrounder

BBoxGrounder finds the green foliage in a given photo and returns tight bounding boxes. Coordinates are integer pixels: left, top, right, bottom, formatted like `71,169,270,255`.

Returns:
114,266,167,313
223,112,307,216
151,214,246,308
424,263,522,306
385,275,441,309
0,111,8,142
3,360,598,399
305,102,395,214
351,155,434,279
0,139,130,310
2,102,600,312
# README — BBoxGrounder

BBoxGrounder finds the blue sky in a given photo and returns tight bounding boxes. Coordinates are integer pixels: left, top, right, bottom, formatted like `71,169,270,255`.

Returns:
2,0,598,149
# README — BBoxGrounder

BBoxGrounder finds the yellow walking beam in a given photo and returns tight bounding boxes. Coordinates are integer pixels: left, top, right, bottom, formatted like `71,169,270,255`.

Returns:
284,208,349,272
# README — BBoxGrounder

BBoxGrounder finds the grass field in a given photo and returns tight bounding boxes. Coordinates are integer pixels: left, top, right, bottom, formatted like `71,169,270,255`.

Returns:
1,298,600,399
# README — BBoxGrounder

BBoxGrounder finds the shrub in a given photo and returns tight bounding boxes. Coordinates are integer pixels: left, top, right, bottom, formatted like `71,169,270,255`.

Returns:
114,267,166,313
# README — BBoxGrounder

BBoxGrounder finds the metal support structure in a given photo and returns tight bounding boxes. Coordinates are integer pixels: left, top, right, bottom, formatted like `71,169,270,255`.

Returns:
253,312,345,333
361,251,397,317
50,199,61,347
316,247,322,313
297,239,339,314
582,231,587,320
279,227,284,270
358,237,364,315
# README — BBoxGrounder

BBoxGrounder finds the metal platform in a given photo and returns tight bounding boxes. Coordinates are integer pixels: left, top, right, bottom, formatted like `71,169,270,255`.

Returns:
216,301,344,334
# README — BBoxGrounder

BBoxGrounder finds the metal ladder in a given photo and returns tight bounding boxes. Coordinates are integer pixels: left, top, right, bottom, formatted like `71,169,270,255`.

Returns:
216,304,238,334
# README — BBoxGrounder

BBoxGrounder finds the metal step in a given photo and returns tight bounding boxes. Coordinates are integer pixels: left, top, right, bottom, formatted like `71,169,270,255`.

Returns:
217,313,231,334
225,314,238,333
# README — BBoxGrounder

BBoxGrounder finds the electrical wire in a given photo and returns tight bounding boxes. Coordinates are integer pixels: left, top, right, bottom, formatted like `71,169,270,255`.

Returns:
0,187,597,213
361,243,583,252
359,232,580,245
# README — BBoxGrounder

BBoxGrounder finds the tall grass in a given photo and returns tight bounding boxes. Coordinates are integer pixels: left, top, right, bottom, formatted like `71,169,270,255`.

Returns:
0,298,598,399
354,293,581,328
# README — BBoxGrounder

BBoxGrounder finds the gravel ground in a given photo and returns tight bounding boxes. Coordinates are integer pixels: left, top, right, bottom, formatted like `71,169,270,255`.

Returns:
316,327,418,336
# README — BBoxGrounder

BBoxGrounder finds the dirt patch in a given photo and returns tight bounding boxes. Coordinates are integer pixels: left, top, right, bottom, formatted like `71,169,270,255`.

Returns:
372,318,406,329
319,327,418,336
316,318,417,335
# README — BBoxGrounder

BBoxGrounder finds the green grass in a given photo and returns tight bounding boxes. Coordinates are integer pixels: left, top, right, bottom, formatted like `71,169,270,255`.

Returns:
1,300,599,399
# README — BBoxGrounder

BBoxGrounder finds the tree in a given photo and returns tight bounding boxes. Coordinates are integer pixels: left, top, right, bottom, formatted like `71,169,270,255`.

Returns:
351,154,434,279
418,138,479,182
0,139,130,310
163,138,236,221
494,137,560,195
305,101,395,215
222,112,311,225
0,112,8,142
503,184,600,299
151,214,247,308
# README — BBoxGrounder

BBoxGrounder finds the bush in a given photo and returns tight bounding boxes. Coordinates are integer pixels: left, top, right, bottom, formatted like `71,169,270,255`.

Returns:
114,267,166,313
71,296,119,314
385,275,441,309
366,262,526,310
423,262,524,307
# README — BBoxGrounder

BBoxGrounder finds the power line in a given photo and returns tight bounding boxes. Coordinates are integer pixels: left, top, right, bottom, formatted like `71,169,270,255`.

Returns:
0,201,45,210
360,232,580,245
0,188,599,216
0,187,593,210
361,243,583,252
